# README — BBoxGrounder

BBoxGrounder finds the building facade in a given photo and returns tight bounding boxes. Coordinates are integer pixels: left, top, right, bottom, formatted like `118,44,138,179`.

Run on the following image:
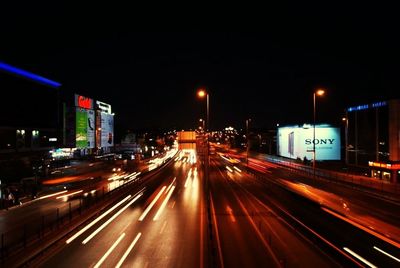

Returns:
346,100,400,183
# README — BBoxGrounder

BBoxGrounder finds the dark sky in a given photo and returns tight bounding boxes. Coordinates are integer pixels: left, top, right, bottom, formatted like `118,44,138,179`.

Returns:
1,7,399,131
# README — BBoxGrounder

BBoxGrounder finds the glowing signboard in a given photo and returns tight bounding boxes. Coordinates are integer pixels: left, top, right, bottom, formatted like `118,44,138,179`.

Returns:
75,94,94,109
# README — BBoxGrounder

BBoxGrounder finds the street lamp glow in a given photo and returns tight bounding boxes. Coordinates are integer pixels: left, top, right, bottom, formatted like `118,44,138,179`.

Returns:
316,89,325,96
197,89,206,98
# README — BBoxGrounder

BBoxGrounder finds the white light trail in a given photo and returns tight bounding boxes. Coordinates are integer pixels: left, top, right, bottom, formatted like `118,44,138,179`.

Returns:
94,233,125,268
233,166,242,173
115,233,142,268
153,186,175,221
83,192,143,244
138,186,166,221
374,246,400,263
39,190,68,200
56,190,83,199
343,247,377,268
66,195,132,244
226,166,233,172
166,177,176,193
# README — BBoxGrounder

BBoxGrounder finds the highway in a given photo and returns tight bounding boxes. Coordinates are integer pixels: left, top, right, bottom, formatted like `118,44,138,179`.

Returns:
208,156,339,268
37,153,207,268
216,152,400,267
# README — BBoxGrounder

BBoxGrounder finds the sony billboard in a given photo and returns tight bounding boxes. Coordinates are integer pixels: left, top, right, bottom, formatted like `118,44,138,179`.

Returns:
277,124,341,161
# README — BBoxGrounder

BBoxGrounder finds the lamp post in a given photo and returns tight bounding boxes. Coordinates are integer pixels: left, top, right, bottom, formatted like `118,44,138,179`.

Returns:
313,89,325,179
246,118,251,166
197,89,209,132
342,114,349,165
199,119,205,131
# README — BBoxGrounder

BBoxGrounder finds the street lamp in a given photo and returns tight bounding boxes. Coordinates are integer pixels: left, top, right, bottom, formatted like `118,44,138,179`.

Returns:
246,118,251,166
313,89,325,179
199,118,205,131
342,114,349,165
197,89,209,132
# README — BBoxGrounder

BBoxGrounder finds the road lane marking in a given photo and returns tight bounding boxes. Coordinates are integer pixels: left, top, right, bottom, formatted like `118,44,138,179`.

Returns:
374,246,400,263
94,233,125,268
343,247,377,268
322,206,400,249
66,195,132,244
56,190,83,199
138,186,166,221
210,193,225,268
160,220,167,234
115,232,142,268
39,190,68,200
83,192,143,244
153,186,175,221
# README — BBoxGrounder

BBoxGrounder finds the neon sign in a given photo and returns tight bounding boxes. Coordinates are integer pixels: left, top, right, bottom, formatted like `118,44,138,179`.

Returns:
75,94,93,109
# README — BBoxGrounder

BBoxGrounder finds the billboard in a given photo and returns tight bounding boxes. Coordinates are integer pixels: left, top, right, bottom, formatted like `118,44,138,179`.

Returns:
87,110,95,148
75,94,94,109
100,112,114,147
76,108,88,148
277,125,340,161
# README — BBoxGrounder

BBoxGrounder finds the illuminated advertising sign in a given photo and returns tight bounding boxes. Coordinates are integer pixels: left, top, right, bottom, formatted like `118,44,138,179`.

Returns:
96,100,112,114
76,108,88,148
100,112,114,147
87,109,95,148
75,94,94,109
277,125,341,161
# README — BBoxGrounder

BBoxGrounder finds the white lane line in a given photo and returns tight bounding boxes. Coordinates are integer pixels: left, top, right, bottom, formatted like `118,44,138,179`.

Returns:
56,190,83,199
138,186,166,221
83,192,143,244
115,232,142,268
66,195,132,244
153,186,175,221
343,247,377,268
374,246,400,263
94,233,125,268
39,190,68,200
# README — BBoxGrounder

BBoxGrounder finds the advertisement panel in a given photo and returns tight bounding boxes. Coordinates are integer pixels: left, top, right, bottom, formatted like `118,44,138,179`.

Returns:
76,108,88,148
277,125,340,161
87,109,95,148
101,112,114,147
75,94,94,109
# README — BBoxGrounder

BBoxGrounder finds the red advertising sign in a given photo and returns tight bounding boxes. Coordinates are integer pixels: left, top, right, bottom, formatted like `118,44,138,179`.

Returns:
75,94,93,109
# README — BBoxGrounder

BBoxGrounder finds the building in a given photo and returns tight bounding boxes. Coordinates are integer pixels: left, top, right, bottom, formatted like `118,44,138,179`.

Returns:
65,94,115,156
346,100,400,183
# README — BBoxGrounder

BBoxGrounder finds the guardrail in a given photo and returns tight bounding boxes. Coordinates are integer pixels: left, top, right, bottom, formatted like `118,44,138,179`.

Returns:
258,154,400,198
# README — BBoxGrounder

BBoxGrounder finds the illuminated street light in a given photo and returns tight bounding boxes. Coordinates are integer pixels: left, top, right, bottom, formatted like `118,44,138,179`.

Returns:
313,88,326,179
197,89,209,132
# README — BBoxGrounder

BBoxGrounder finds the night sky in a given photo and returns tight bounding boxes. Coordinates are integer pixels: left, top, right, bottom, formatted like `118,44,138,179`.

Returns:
1,7,399,132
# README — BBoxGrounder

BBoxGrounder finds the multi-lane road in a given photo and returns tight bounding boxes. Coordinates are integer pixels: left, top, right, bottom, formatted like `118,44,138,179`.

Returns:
3,148,400,267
